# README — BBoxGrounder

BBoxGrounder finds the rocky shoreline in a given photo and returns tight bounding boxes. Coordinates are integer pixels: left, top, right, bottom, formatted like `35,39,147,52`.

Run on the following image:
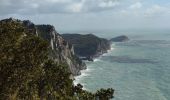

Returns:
3,18,128,76
62,33,111,61
0,18,115,99
2,18,86,76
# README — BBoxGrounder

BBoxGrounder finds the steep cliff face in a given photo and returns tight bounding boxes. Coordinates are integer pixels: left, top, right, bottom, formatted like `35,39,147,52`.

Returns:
35,25,86,75
0,18,114,100
2,18,86,76
62,34,111,60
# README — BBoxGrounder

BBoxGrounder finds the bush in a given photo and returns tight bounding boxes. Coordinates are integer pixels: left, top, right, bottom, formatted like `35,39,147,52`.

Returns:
0,19,114,100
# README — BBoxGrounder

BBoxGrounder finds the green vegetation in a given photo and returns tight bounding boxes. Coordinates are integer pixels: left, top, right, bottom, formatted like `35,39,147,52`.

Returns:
36,25,54,42
74,84,114,100
62,34,110,57
0,19,114,100
36,24,86,75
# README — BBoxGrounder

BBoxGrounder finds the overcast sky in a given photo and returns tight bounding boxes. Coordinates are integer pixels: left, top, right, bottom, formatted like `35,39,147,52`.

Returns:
0,0,170,32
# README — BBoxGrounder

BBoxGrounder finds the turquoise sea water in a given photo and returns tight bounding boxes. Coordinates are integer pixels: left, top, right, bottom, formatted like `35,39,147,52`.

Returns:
74,32,170,100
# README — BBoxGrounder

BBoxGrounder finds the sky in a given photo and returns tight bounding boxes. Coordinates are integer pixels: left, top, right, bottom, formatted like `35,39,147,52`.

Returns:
0,0,170,33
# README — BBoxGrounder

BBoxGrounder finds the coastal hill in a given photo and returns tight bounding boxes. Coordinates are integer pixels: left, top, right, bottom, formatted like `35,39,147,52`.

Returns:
110,35,129,42
62,34,111,61
2,18,86,76
35,25,86,75
0,18,114,99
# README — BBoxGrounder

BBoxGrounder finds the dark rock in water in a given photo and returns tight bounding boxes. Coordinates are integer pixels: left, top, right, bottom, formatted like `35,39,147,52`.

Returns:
1,18,86,76
80,56,94,61
87,56,94,61
110,35,129,42
61,33,111,61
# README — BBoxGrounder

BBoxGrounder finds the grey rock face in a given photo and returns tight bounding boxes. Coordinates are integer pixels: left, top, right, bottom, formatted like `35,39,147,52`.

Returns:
35,25,86,76
2,18,86,76
61,34,111,61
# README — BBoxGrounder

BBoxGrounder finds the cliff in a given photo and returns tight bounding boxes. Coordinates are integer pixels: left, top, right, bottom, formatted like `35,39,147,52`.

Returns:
2,18,86,76
61,34,111,60
0,18,114,99
35,25,86,75
110,35,129,42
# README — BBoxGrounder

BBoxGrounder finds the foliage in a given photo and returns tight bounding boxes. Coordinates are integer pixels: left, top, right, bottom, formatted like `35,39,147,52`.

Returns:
95,88,114,100
73,84,114,100
0,19,49,99
35,25,55,42
0,19,114,100
61,34,110,57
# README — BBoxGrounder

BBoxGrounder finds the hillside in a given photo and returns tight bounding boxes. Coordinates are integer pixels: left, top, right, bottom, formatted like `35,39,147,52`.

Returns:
2,18,86,76
62,34,111,60
0,18,114,99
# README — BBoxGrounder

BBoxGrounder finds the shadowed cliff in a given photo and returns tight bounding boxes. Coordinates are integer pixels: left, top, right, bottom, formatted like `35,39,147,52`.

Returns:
62,33,111,61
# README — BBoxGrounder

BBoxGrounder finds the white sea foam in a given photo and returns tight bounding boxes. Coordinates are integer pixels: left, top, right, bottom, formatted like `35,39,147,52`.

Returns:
76,37,170,100
74,43,115,90
74,66,92,86
109,44,115,51
103,46,115,56
111,47,114,50
93,58,101,62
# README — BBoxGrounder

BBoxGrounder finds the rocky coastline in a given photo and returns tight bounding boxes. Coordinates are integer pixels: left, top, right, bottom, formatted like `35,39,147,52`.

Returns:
2,18,127,76
0,18,115,99
61,33,111,61
2,18,86,76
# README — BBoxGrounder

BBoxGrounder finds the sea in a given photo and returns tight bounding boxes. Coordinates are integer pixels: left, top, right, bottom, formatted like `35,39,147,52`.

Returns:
74,30,170,100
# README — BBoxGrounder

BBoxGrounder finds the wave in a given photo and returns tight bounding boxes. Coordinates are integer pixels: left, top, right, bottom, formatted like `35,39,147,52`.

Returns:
74,66,92,85
107,47,114,53
74,43,115,89
103,44,115,56
93,58,101,62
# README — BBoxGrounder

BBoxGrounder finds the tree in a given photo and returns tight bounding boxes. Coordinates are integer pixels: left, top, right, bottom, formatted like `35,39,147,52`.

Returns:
0,19,114,100
95,88,114,100
73,84,114,100
0,20,48,99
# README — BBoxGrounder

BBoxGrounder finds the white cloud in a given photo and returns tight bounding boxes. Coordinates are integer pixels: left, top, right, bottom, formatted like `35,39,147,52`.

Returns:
99,1,119,8
31,3,39,8
45,0,71,3
0,0,120,15
67,2,84,13
145,5,168,16
1,0,170,31
129,2,142,9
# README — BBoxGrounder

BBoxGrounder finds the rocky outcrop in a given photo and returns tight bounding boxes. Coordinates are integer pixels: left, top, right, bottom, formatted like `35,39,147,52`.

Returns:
2,18,86,76
110,35,129,42
61,34,111,61
35,25,86,75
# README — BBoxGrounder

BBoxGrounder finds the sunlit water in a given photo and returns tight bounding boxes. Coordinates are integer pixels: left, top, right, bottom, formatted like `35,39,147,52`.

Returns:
74,32,170,100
